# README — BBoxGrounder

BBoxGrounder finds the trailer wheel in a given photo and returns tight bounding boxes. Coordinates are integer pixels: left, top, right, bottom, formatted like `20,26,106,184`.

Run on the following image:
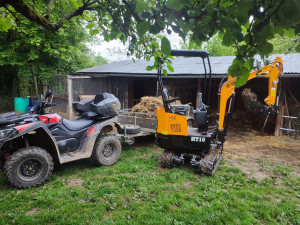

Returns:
4,147,54,189
119,125,141,134
92,135,122,166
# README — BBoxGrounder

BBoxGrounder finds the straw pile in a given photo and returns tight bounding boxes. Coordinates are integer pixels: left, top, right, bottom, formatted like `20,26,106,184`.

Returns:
130,96,181,118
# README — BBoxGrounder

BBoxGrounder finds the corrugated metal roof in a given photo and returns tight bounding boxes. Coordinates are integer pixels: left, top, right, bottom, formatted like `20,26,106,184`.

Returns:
75,53,300,78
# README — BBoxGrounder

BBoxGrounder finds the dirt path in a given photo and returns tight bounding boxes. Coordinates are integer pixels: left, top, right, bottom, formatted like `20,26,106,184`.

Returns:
224,128,300,180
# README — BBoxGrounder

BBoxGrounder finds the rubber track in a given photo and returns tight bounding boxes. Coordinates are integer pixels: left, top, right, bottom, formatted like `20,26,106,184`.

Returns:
4,147,54,189
159,150,175,168
200,147,222,176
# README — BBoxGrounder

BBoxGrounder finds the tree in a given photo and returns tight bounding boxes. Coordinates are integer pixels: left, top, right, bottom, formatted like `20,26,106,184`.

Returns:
0,2,99,99
93,55,108,66
1,0,300,87
181,33,236,56
270,34,300,54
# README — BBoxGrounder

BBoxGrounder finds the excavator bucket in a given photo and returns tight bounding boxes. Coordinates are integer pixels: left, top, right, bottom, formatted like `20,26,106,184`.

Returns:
241,88,266,114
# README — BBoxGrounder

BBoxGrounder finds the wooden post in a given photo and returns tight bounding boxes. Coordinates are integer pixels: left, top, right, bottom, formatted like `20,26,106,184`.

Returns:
67,76,74,120
275,100,284,136
274,80,286,136
33,75,39,98
294,113,299,140
42,83,49,97
196,78,201,108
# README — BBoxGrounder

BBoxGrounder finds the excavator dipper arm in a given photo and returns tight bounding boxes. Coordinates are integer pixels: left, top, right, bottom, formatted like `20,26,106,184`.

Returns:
217,56,283,131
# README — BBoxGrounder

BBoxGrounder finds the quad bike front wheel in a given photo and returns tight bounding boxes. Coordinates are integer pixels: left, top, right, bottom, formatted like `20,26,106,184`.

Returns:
4,147,54,189
92,135,122,166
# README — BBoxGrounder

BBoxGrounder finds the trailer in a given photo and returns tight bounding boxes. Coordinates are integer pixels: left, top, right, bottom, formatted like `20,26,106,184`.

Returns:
116,108,194,145
117,109,157,145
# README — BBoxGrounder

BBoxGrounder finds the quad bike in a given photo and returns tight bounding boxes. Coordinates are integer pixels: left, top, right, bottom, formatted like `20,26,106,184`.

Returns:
156,49,283,175
0,91,122,189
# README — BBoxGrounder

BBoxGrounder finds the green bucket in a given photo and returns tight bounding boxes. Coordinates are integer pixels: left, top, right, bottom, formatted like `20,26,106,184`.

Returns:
14,97,29,114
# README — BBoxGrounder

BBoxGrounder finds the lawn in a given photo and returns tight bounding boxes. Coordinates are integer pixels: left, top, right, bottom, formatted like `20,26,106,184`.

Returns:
0,136,299,225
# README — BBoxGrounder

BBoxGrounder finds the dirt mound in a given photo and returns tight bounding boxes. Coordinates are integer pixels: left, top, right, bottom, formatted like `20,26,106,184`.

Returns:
130,96,181,118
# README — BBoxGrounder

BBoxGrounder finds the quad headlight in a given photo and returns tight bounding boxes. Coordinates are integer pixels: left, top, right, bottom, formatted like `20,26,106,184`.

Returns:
0,129,16,142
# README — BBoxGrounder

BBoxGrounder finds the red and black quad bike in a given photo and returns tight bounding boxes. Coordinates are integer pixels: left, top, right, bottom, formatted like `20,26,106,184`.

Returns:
0,90,122,189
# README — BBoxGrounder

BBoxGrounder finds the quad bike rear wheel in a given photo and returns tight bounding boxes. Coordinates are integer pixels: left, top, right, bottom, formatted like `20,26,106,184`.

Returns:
92,135,122,166
4,147,54,189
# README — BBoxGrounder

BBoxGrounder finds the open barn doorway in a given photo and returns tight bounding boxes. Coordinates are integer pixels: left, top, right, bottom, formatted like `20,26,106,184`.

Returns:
133,79,144,105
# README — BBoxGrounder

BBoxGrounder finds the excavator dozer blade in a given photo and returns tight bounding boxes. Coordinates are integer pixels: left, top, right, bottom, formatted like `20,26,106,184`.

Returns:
200,147,222,176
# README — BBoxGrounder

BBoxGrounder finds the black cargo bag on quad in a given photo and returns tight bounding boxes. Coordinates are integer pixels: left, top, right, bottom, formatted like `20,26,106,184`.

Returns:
73,93,121,118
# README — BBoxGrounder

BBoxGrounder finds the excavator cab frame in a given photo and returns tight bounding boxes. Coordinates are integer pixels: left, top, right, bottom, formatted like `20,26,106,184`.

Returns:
158,49,212,112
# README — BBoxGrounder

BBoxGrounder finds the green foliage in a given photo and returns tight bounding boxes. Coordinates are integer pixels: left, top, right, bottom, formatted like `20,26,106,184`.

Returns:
137,21,150,37
166,0,185,11
1,0,300,88
0,14,13,32
0,2,100,97
93,55,108,66
161,37,171,56
182,33,236,56
270,34,300,54
135,1,149,13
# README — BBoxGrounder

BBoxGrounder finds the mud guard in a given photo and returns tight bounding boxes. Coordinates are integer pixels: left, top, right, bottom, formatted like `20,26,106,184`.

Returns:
3,121,62,163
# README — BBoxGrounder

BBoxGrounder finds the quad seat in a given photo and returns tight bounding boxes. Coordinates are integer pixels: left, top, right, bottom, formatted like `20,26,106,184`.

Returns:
62,118,95,131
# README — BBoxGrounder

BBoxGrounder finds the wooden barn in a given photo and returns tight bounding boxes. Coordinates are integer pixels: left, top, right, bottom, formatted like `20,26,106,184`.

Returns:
64,53,300,135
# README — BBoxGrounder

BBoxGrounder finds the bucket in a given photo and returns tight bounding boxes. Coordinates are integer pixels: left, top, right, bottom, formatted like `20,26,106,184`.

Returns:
14,97,29,114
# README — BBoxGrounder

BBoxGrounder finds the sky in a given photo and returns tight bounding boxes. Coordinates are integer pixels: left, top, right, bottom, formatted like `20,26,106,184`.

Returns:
88,31,183,63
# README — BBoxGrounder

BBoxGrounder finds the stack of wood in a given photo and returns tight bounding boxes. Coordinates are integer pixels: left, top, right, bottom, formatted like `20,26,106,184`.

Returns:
130,96,181,118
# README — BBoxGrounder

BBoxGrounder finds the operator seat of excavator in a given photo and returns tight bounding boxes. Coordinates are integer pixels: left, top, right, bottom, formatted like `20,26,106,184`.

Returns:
193,93,208,133
162,88,190,115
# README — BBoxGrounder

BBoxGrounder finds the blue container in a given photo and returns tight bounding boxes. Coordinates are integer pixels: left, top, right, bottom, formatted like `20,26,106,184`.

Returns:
27,98,39,112
29,98,39,107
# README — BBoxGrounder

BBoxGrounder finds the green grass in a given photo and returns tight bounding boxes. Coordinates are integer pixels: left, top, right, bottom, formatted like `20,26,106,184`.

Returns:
0,145,299,225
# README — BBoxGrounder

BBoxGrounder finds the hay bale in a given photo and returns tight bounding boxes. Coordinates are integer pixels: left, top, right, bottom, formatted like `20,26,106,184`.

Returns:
130,96,181,118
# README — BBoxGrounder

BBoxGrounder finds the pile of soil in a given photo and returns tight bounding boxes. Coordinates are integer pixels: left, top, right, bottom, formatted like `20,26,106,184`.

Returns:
130,96,181,118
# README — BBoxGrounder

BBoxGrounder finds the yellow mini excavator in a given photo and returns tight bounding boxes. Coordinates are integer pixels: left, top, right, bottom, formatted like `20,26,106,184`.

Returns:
155,50,283,175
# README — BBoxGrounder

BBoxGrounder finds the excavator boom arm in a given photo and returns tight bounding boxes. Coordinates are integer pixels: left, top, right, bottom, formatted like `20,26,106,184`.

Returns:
217,56,283,131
